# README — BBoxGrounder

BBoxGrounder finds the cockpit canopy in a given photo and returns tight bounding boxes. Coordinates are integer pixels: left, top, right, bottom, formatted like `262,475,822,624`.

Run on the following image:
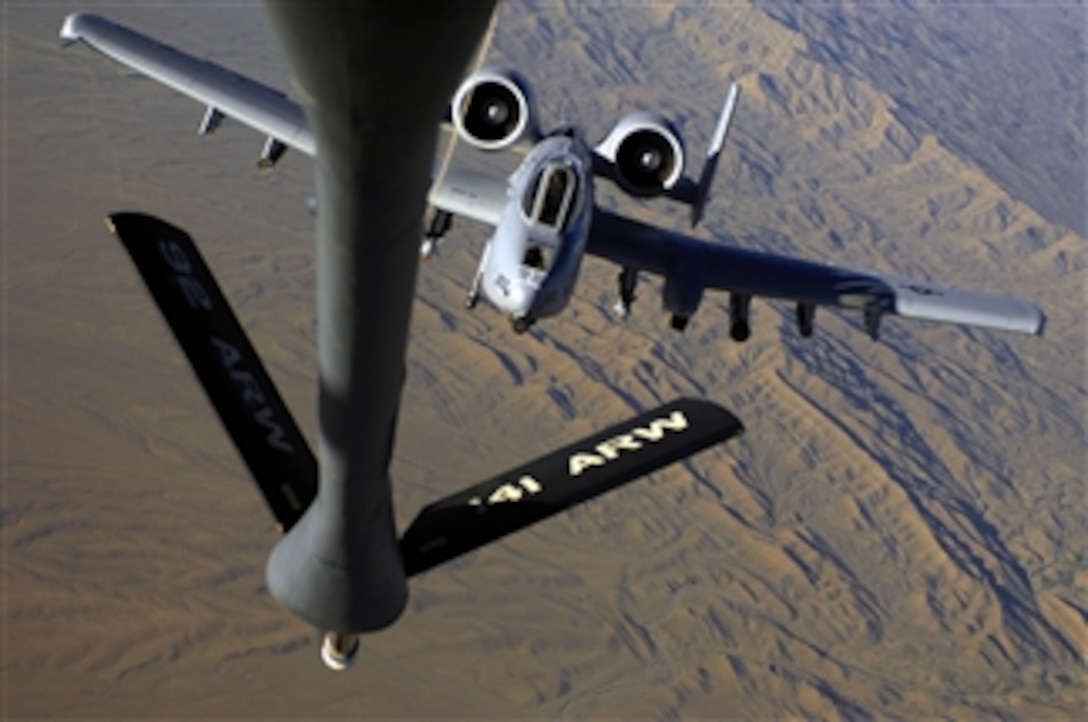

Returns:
521,161,580,233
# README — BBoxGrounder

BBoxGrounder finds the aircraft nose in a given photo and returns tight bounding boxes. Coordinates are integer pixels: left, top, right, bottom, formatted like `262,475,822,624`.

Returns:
505,284,535,317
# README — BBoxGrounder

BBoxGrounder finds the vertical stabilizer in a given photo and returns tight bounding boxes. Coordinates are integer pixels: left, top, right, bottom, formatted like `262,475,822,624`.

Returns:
691,81,740,228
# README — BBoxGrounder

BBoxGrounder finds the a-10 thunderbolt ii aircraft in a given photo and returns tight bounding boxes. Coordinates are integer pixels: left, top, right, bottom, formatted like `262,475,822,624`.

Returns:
60,8,1043,671
429,69,1040,338
60,13,1046,342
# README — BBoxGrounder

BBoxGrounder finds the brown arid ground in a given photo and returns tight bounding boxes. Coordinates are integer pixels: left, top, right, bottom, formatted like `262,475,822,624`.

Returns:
4,1,1084,719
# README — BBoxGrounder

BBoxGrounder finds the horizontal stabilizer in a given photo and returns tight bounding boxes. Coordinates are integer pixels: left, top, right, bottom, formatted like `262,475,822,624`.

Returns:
107,212,317,530
400,398,743,576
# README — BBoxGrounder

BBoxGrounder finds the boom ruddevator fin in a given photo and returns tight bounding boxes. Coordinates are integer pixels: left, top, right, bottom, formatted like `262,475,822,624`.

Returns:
400,398,743,576
107,212,317,531
107,214,745,570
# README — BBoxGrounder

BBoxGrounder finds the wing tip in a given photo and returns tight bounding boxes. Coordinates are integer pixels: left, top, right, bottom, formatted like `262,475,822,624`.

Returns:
60,12,104,43
1030,307,1047,337
1000,298,1046,337
59,12,84,43
890,281,1047,337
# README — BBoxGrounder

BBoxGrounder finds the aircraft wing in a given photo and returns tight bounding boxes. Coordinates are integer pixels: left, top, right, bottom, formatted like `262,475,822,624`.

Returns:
589,208,1046,336
61,11,515,213
60,12,314,158
427,165,508,226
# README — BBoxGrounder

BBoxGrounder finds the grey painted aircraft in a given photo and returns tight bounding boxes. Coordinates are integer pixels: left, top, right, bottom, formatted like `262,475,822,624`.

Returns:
60,6,1042,671
428,68,1043,339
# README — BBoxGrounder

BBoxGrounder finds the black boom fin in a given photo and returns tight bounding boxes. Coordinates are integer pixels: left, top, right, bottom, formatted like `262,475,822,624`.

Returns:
400,398,743,576
107,212,317,530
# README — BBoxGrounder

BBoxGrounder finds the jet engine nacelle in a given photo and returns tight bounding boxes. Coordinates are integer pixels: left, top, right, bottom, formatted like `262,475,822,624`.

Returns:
595,112,686,197
451,68,537,151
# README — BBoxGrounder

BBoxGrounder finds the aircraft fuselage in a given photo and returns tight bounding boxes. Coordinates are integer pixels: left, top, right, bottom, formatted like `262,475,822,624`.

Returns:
478,133,593,324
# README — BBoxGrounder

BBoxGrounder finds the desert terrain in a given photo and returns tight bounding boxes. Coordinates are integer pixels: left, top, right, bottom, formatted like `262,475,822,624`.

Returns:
4,1,1084,719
